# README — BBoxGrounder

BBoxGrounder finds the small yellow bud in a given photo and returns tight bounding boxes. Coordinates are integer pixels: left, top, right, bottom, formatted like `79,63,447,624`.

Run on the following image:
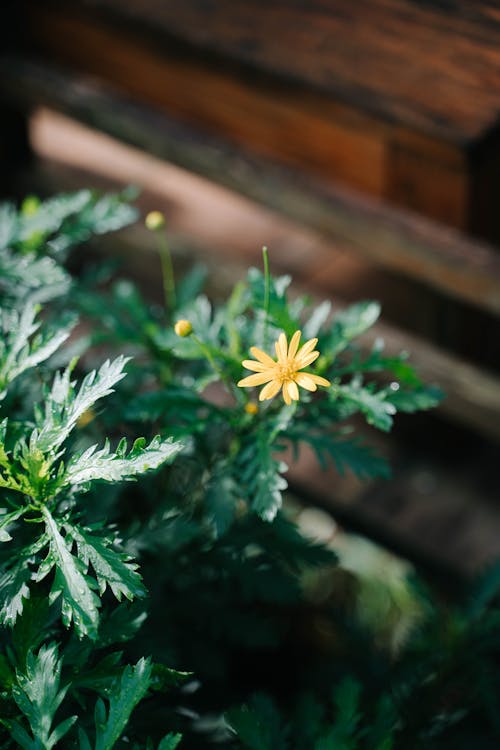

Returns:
77,408,96,428
145,210,166,231
244,402,259,415
174,319,192,337
21,195,40,216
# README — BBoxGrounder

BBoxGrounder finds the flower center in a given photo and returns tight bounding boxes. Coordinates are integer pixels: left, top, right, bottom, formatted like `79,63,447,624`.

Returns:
277,361,297,382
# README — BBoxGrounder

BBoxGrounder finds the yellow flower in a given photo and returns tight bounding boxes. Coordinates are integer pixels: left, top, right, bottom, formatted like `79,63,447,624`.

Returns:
174,319,193,337
238,331,331,405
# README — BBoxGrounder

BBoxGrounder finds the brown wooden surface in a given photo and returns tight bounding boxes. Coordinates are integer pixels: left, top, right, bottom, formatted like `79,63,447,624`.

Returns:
55,0,500,144
20,0,489,231
3,57,500,323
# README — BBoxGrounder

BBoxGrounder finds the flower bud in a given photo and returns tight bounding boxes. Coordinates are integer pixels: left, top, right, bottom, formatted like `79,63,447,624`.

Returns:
174,319,193,337
145,210,166,231
244,401,259,415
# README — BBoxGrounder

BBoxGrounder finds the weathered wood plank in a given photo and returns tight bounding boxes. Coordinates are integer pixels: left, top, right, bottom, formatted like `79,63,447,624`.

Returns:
3,57,500,318
56,0,500,144
19,1,500,236
23,6,389,197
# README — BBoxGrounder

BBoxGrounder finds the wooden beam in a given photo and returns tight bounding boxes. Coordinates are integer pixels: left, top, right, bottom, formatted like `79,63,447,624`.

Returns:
3,56,500,317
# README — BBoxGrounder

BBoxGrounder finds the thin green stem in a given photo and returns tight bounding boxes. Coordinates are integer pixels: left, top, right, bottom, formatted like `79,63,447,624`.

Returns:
262,246,270,349
158,232,176,313
191,335,245,404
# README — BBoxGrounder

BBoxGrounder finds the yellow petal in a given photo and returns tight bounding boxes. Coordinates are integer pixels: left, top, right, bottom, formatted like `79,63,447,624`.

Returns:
306,373,331,387
287,330,301,359
296,350,320,368
238,372,274,387
288,380,300,401
282,383,291,405
250,346,276,367
259,379,282,401
283,380,299,404
294,373,318,391
242,359,270,372
296,337,318,361
275,333,288,363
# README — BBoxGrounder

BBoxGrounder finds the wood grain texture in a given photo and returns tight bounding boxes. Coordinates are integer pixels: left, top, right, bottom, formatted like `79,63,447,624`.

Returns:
3,56,500,318
22,2,488,230
22,7,389,196
66,0,500,144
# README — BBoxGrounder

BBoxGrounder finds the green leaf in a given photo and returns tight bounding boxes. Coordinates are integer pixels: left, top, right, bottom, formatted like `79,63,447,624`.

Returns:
296,432,390,479
303,300,332,339
34,356,130,453
64,435,183,490
68,523,145,601
16,190,93,245
238,411,296,522
0,247,70,307
325,301,381,358
11,643,77,750
157,734,182,750
227,693,289,750
93,658,153,750
40,507,100,640
386,385,443,413
206,466,239,535
0,302,75,398
0,507,26,542
0,201,18,248
0,555,34,627
239,438,288,522
335,382,396,432
11,595,52,667
12,189,137,258
97,602,148,647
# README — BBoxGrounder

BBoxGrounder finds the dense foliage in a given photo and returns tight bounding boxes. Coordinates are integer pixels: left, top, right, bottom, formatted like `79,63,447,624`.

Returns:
0,190,498,749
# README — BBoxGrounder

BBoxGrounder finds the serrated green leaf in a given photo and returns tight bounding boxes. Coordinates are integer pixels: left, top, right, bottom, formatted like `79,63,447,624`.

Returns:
93,658,153,750
0,507,26,542
335,382,396,432
68,523,145,601
239,435,288,522
41,507,100,640
0,556,34,627
12,643,77,750
295,432,390,479
35,356,130,453
386,385,443,413
64,435,183,490
0,247,70,307
0,302,75,398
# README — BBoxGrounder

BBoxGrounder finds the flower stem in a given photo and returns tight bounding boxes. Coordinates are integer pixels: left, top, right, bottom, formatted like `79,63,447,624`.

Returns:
158,233,176,313
191,335,244,403
262,246,270,349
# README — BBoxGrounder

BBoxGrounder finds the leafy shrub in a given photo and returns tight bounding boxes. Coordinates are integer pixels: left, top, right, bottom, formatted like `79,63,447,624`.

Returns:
0,190,497,749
